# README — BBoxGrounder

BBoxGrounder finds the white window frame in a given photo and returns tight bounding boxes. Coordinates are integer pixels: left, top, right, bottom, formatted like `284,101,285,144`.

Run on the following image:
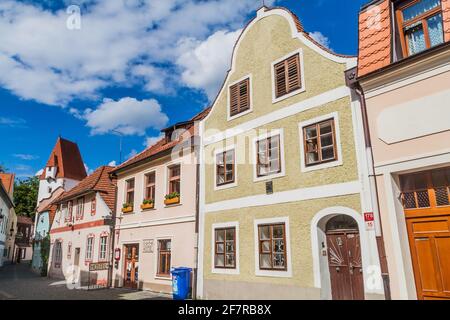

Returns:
298,112,343,173
214,144,238,191
154,236,174,280
142,169,157,209
99,235,108,261
211,221,240,275
227,74,253,121
163,161,182,205
85,235,94,261
253,216,292,278
271,48,306,104
252,128,286,182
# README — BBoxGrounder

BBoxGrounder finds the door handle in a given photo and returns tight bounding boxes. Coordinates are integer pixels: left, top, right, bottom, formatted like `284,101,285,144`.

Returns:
335,267,340,272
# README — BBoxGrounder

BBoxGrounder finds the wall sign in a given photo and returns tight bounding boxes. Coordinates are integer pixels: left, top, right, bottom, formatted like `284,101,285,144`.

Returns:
364,212,375,230
143,239,154,253
89,262,109,272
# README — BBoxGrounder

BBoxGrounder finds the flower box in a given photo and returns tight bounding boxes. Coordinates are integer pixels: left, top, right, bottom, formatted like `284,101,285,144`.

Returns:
121,206,133,213
164,197,180,206
141,202,155,210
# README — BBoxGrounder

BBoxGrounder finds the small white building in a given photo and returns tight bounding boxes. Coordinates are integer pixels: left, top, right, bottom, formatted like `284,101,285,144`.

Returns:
32,137,87,274
48,166,116,288
0,173,16,267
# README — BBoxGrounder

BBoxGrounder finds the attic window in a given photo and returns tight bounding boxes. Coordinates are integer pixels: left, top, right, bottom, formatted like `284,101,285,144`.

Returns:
396,0,444,57
229,78,250,118
274,53,301,99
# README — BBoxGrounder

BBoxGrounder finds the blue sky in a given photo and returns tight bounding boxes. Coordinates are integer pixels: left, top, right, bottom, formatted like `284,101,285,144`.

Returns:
0,0,368,179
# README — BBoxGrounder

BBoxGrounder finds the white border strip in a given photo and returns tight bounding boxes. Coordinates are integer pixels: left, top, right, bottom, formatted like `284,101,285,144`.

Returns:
205,181,361,213
204,86,350,146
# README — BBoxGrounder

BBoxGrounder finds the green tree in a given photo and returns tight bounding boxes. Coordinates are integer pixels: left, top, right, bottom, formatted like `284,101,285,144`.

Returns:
40,234,50,277
14,176,39,220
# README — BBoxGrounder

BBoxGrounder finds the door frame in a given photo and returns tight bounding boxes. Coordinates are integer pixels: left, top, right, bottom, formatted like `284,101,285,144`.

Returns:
311,206,384,299
123,243,140,289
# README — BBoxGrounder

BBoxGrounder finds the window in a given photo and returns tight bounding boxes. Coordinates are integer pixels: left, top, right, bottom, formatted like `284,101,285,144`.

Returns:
99,235,108,261
145,172,156,201
67,201,73,221
216,150,235,186
396,0,444,57
21,249,26,259
400,167,450,210
157,240,171,277
274,53,301,99
54,241,62,268
303,119,337,166
257,135,281,177
258,223,287,271
76,197,84,220
86,236,94,261
126,178,135,205
229,78,250,117
91,197,96,216
214,228,236,269
168,165,181,195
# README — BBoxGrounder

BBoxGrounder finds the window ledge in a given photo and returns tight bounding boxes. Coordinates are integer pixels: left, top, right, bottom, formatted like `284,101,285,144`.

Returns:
155,275,171,281
301,159,343,173
164,203,182,208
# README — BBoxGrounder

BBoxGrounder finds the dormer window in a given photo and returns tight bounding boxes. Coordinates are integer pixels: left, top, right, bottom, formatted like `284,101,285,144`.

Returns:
396,0,444,57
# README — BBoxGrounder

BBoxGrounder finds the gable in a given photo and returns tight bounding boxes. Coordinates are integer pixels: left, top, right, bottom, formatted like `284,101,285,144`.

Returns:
204,8,355,135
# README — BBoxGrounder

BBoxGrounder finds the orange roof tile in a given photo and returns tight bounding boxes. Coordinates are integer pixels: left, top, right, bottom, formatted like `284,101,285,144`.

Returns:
112,107,211,173
53,166,117,211
0,173,15,195
357,0,392,77
40,137,87,181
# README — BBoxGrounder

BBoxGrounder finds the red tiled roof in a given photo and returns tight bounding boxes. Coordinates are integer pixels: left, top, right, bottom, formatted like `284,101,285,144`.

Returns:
0,173,15,195
112,107,211,173
17,215,33,225
444,0,450,42
357,0,392,77
53,166,117,211
40,137,87,181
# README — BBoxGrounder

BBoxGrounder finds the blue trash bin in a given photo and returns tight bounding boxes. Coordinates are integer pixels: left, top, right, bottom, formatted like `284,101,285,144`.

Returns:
171,267,192,300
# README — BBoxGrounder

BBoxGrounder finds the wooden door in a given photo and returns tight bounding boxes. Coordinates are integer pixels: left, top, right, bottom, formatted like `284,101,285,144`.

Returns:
73,248,80,284
327,230,364,300
123,244,139,289
406,216,450,300
400,168,450,300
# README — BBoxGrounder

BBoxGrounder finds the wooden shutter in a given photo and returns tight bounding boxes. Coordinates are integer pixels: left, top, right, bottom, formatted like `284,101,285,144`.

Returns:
275,53,301,98
229,78,250,117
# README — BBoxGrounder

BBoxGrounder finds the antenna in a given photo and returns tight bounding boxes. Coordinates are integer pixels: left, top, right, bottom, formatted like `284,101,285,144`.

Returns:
111,130,123,164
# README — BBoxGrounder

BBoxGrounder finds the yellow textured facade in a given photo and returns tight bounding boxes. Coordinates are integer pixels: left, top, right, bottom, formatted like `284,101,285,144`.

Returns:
199,8,376,299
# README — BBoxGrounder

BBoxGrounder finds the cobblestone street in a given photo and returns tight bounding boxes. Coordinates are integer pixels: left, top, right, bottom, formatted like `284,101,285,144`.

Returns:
0,263,171,300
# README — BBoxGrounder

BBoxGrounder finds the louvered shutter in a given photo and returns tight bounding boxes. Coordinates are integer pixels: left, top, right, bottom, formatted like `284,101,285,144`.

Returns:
275,61,287,98
229,78,250,117
229,83,239,116
286,54,301,92
274,53,301,99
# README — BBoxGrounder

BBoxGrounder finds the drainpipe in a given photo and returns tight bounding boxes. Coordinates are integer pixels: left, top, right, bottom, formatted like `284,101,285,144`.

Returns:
353,80,392,300
193,135,200,300
107,181,118,289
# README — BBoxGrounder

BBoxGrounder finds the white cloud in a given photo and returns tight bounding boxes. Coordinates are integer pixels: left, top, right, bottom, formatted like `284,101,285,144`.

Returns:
107,160,117,167
309,31,331,49
0,117,27,128
126,149,138,160
177,29,242,99
0,0,276,106
81,97,169,136
13,154,39,160
144,134,165,148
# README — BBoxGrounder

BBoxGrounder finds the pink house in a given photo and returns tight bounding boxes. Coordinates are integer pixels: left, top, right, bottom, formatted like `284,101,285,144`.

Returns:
110,109,209,294
356,0,450,300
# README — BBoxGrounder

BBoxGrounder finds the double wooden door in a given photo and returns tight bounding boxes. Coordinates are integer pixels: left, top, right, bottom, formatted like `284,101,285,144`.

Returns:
123,244,139,289
326,230,364,300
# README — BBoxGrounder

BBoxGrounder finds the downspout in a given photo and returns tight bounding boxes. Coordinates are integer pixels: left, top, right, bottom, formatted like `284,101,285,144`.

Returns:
354,81,392,300
107,178,118,289
193,135,200,300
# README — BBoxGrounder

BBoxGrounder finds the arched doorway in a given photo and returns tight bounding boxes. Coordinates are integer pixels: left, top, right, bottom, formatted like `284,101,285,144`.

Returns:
325,215,364,300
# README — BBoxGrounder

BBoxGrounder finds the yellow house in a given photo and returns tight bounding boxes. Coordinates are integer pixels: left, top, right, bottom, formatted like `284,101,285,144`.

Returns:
197,6,386,300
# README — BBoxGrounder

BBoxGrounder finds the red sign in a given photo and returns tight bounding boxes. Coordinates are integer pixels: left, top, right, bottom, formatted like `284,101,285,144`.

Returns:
114,248,121,261
364,212,374,222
